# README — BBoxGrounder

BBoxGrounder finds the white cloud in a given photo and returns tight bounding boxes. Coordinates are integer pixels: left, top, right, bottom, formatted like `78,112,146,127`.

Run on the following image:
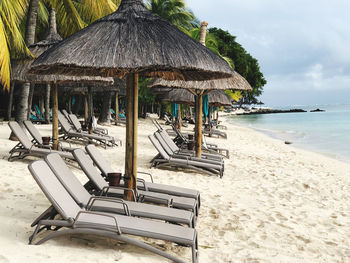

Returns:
186,0,350,105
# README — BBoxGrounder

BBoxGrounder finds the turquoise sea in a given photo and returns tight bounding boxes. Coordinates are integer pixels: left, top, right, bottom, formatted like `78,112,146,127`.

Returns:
228,104,350,163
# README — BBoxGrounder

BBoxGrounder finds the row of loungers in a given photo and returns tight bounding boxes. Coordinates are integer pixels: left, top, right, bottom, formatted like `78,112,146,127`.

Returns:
28,144,200,263
149,128,225,178
58,110,122,148
154,119,229,158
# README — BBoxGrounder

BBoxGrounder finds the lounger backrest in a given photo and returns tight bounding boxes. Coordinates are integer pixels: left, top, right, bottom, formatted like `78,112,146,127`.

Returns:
68,114,82,131
61,109,70,120
28,160,81,219
148,135,170,160
159,130,179,152
8,121,34,149
154,132,174,156
73,149,107,191
58,111,74,132
85,144,113,176
45,153,91,206
24,120,43,144
152,119,162,131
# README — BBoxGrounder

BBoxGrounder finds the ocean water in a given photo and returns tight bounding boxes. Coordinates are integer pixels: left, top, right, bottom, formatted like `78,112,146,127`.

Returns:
228,104,350,163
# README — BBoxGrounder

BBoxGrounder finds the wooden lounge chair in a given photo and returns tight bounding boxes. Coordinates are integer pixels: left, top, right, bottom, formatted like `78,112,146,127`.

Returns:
8,121,73,162
28,160,198,263
45,153,195,227
149,134,224,178
23,120,76,152
84,144,199,215
58,111,119,148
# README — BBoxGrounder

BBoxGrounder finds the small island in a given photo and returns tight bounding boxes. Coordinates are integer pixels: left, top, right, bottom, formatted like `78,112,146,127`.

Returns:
236,108,307,115
310,108,325,112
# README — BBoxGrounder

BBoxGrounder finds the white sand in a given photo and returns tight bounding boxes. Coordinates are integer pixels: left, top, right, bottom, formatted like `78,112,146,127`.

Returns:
1,117,350,263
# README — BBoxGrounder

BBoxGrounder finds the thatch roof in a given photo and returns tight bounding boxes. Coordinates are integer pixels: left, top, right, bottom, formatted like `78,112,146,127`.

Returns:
60,78,126,94
11,9,113,85
148,72,252,91
161,89,232,106
30,0,234,81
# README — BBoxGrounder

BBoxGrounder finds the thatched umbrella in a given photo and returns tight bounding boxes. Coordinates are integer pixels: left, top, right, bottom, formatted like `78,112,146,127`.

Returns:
154,88,232,130
30,0,234,201
11,9,113,149
148,23,252,156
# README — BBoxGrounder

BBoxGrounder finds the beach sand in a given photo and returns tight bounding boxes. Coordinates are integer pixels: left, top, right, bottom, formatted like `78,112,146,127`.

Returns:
1,116,350,263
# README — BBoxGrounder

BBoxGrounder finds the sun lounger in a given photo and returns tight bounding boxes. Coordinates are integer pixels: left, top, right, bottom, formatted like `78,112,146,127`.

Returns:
8,121,73,162
68,113,109,136
58,111,120,148
156,120,229,158
28,160,198,263
84,144,199,215
203,126,227,139
157,130,224,161
149,134,224,178
45,153,195,227
23,120,76,152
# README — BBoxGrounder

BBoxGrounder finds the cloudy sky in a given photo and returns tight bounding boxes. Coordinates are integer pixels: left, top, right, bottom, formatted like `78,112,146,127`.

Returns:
186,0,350,106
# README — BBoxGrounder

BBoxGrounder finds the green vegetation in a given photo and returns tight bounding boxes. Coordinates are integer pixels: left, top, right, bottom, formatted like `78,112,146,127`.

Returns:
209,28,267,104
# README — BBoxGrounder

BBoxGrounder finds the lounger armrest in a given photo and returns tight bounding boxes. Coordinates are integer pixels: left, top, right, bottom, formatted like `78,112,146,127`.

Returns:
137,171,154,183
73,211,121,234
138,192,173,207
136,178,148,191
86,196,131,216
101,186,137,201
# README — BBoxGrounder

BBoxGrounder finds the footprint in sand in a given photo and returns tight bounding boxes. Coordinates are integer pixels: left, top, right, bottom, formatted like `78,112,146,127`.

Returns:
0,255,10,263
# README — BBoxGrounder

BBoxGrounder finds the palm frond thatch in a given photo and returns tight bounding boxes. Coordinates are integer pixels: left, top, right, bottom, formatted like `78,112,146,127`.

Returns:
148,71,253,91
158,88,232,106
11,9,113,85
30,0,234,81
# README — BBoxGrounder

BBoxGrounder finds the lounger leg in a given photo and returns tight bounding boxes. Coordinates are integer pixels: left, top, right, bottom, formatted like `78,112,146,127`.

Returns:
33,228,194,263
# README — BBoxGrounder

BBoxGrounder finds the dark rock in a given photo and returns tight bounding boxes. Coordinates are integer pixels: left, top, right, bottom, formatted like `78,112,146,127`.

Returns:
310,108,325,112
285,141,292,145
236,108,306,115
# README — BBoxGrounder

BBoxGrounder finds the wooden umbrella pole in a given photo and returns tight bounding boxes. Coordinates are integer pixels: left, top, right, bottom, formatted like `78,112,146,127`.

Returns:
195,91,203,157
52,83,59,150
178,104,182,131
124,73,138,201
84,94,89,123
115,91,119,125
208,106,212,125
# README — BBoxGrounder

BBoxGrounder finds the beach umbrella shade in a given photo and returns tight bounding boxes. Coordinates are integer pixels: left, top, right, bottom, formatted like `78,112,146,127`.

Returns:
147,21,252,156
30,0,234,200
11,9,113,150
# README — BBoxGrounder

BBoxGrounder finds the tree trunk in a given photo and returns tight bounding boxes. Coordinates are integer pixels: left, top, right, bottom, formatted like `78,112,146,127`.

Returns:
6,82,15,121
12,0,40,133
88,87,93,118
27,84,35,120
84,95,89,123
98,92,112,125
67,95,72,113
15,83,30,123
52,84,59,150
45,84,50,123
124,73,138,201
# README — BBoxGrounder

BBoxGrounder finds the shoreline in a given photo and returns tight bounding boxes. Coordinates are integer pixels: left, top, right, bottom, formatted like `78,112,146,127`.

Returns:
223,110,350,165
1,117,350,262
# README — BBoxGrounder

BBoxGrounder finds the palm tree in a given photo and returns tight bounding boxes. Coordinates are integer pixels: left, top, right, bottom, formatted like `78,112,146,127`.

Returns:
0,0,31,91
10,0,120,124
146,0,198,33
